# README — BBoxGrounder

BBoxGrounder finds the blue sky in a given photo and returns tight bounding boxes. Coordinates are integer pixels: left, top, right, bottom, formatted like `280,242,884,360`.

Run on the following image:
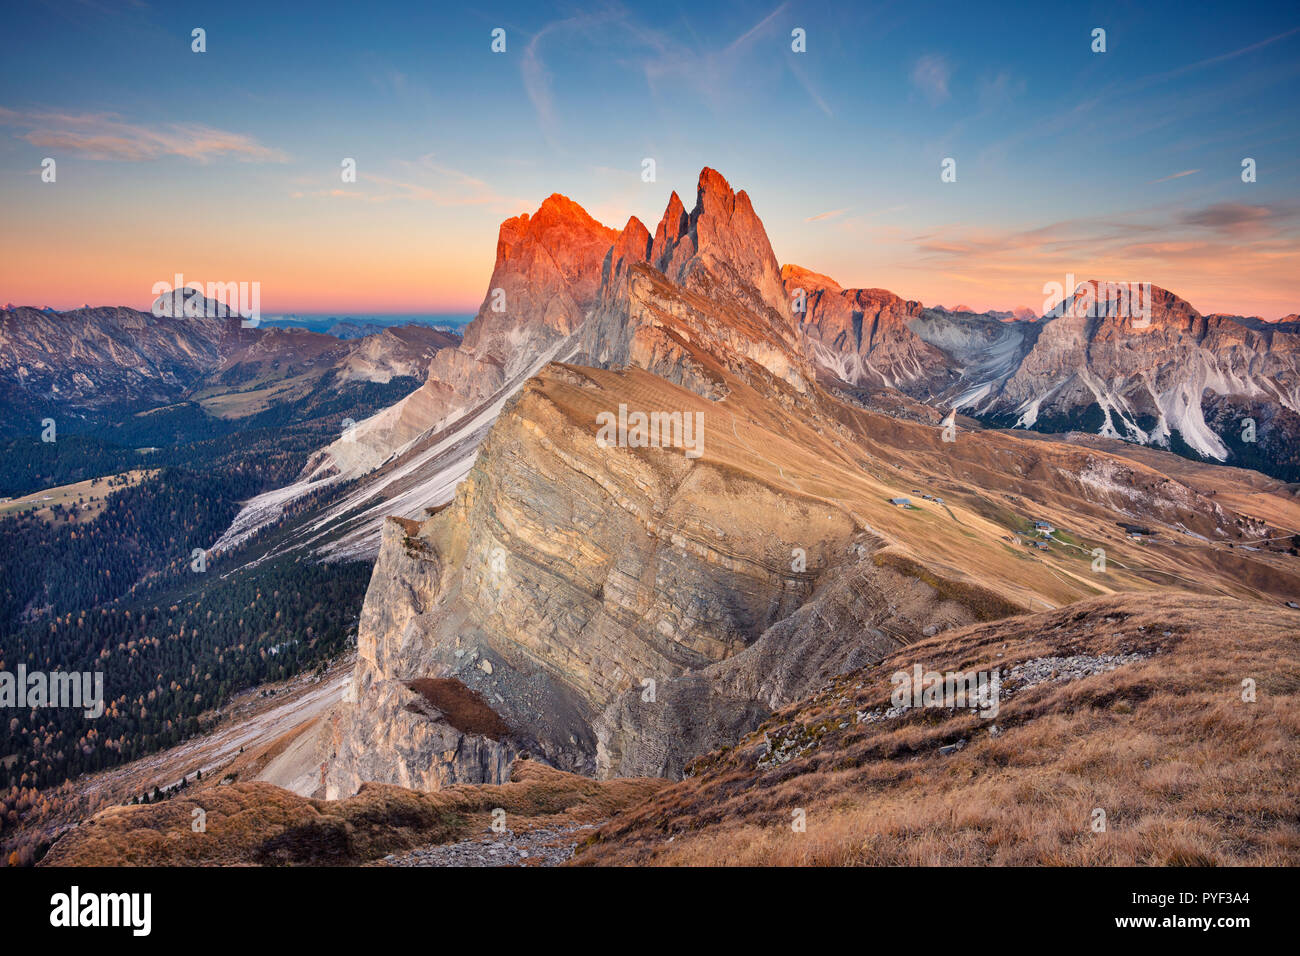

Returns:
1,0,1297,316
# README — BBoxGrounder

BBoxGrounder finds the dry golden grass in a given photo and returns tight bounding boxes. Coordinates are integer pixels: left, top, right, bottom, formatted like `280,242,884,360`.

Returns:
536,364,1300,614
572,593,1300,866
40,759,667,866
871,551,1024,621
404,678,512,739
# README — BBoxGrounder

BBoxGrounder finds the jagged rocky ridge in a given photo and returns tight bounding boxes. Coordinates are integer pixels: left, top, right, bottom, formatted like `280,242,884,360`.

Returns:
212,169,1300,563
781,269,1300,478
324,167,1300,796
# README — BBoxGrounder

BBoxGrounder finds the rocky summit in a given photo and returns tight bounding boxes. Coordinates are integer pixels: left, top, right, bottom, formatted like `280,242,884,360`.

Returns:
318,168,1300,801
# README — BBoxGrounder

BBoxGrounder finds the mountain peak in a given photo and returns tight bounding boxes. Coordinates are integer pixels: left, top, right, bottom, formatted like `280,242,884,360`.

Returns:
614,216,651,262
696,166,736,209
651,191,689,270
150,287,234,320
1051,279,1201,331
535,191,604,228
462,193,618,356
647,167,792,330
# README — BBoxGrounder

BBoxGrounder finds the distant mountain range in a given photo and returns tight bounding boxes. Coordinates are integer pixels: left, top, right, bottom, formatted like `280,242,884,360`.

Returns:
0,295,461,436
779,267,1300,479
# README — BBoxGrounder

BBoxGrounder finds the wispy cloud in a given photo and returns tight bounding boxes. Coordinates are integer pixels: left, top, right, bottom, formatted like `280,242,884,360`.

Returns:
1148,169,1201,184
1140,25,1300,87
787,56,833,117
865,199,1300,315
294,154,526,210
976,70,1025,110
806,208,846,222
646,1,831,117
0,107,287,162
521,2,831,141
726,1,789,49
521,20,568,148
911,54,951,105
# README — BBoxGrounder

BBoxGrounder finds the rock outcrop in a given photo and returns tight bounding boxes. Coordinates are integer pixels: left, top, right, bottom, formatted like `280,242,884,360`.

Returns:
223,191,626,556
580,169,811,398
323,356,1025,794
781,264,957,392
327,368,850,792
959,281,1300,473
298,192,619,483
463,193,618,364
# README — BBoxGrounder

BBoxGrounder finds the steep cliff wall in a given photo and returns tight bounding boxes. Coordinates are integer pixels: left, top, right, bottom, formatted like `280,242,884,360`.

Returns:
325,363,1004,795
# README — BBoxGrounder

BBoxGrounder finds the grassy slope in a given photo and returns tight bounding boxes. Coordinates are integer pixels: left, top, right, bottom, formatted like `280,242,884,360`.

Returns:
572,593,1300,865
0,469,157,522
40,759,666,866
537,365,1300,609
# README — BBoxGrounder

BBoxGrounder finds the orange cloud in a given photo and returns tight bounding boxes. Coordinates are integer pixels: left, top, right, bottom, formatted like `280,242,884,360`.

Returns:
799,205,1300,319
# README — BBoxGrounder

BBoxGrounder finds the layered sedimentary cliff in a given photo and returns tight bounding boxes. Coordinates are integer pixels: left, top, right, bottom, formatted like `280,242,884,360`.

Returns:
324,359,1005,794
327,367,833,792
324,168,1300,797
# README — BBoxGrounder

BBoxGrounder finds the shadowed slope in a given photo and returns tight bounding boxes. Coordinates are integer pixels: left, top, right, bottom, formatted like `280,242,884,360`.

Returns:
573,593,1300,866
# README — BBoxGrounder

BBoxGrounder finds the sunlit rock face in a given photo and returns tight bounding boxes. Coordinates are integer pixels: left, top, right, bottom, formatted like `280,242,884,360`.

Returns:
325,171,1300,799
325,369,984,793
463,193,619,371
964,282,1300,468
580,168,813,398
303,191,620,483
781,264,960,393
